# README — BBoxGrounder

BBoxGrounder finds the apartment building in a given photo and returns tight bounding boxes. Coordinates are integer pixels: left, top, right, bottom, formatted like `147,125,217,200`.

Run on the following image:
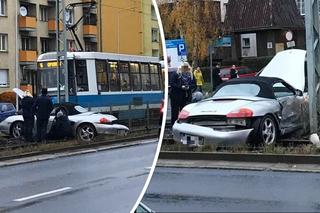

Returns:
0,0,97,93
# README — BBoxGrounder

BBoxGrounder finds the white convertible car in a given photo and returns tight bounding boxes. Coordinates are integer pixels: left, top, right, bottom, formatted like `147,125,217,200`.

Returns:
0,101,129,142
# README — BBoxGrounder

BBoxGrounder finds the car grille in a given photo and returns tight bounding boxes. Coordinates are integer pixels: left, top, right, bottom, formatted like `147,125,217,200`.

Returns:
186,115,227,126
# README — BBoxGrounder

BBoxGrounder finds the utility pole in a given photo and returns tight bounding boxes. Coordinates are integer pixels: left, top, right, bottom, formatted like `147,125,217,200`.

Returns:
56,0,69,103
305,0,320,144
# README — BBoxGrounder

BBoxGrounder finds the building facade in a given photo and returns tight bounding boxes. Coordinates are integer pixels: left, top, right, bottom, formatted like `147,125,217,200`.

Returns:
98,0,160,57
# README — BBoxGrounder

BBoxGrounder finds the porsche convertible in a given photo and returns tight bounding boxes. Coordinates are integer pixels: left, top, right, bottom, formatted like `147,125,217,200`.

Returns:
172,49,308,146
0,102,129,142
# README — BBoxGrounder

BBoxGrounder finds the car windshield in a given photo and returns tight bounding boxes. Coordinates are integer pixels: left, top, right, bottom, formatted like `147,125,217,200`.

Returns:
214,83,261,97
74,105,88,113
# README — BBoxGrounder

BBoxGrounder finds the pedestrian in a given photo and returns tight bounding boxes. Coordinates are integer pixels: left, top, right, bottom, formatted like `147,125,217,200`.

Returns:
169,62,196,126
230,65,238,79
193,67,204,92
48,108,72,140
212,63,223,91
32,88,53,143
21,90,35,142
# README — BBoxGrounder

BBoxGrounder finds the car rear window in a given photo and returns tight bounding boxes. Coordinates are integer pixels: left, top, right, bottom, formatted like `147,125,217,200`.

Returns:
214,83,261,97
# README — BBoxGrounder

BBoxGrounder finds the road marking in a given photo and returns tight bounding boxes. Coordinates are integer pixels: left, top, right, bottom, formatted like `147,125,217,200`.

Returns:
13,187,72,202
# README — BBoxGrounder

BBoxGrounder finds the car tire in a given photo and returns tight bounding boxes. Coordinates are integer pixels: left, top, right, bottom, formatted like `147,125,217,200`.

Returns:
76,123,96,142
10,121,24,138
252,115,278,146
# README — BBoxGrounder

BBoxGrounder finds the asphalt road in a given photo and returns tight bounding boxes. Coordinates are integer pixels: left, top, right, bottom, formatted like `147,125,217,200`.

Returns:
0,141,157,213
143,167,320,212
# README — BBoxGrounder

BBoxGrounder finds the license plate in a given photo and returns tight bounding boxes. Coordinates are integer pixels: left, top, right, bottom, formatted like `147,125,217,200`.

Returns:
181,134,200,145
117,130,127,135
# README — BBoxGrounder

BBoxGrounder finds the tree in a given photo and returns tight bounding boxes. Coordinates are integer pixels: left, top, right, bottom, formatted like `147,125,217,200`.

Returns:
158,0,221,66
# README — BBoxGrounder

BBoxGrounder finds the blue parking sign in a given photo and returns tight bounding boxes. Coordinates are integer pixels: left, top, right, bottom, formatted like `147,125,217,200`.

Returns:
177,43,186,56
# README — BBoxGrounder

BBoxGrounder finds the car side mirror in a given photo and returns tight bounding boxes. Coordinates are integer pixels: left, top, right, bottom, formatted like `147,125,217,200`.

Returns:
295,89,303,96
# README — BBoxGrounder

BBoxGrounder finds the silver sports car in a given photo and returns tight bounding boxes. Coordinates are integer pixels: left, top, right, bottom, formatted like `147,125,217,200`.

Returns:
0,102,129,142
172,49,308,146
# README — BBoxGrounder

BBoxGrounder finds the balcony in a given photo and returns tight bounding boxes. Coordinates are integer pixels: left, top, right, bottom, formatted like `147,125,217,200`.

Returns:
19,50,37,64
83,25,97,38
48,20,63,34
19,16,36,32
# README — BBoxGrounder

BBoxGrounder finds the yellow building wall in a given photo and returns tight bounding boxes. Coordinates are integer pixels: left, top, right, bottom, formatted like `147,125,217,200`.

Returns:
100,0,143,55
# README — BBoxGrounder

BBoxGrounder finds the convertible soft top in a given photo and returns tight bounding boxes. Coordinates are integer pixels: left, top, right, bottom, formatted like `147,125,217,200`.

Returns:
214,76,287,99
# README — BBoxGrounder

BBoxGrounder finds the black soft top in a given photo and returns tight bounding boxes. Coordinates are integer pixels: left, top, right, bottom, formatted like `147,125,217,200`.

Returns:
214,76,287,99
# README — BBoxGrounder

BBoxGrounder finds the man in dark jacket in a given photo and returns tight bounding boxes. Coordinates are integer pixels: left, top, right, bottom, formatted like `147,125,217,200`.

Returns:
230,65,238,79
169,62,196,127
32,88,53,142
21,91,34,142
212,64,223,92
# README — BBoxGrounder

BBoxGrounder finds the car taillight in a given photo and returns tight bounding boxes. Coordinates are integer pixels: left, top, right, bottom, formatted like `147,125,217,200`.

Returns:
100,117,109,124
178,110,190,120
227,108,253,118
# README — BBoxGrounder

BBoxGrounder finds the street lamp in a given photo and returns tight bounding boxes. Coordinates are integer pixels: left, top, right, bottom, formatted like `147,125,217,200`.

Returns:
117,6,136,54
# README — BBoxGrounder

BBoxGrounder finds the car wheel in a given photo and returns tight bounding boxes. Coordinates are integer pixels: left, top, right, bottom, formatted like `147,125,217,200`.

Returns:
76,123,96,142
11,121,23,138
256,115,278,145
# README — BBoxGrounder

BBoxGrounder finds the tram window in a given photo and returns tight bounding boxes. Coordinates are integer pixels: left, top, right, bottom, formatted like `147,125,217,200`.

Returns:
75,60,88,92
96,60,109,92
130,62,141,91
150,64,160,90
68,60,76,95
108,61,120,91
141,63,151,91
119,61,130,91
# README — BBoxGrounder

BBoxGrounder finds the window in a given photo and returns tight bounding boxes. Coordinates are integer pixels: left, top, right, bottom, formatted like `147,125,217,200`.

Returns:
152,28,159,42
119,62,131,91
151,5,157,20
21,37,32,50
40,6,48,21
41,38,48,53
141,63,151,91
68,40,76,51
242,38,250,48
96,60,108,92
150,64,160,90
296,0,305,15
0,0,6,16
108,61,120,91
273,82,295,98
0,69,8,87
0,34,7,51
214,84,261,97
66,9,74,25
75,60,88,91
152,49,159,57
130,63,141,91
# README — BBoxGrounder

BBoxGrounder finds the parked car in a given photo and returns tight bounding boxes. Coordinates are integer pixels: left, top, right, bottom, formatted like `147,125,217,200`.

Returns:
0,102,129,142
172,49,308,146
220,66,257,81
0,103,16,123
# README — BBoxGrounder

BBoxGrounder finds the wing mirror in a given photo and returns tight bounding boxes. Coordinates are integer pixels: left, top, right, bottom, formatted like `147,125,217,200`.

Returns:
295,89,303,96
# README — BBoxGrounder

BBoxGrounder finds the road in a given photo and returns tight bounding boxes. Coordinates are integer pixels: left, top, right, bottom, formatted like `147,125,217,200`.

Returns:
0,141,157,213
143,167,320,212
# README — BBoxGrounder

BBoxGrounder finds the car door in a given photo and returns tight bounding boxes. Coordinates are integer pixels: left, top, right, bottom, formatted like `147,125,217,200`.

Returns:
273,81,304,134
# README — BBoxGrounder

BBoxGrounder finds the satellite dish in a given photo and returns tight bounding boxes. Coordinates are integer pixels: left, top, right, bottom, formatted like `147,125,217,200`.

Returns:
19,6,28,17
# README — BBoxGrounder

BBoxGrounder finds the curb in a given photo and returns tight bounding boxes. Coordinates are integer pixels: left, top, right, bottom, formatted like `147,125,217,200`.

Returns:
159,151,320,164
0,138,157,167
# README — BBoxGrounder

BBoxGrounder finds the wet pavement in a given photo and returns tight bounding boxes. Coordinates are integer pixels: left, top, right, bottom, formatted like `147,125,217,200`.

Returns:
143,167,320,212
0,142,157,213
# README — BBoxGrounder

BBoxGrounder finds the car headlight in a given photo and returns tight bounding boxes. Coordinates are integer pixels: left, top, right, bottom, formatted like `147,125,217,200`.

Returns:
227,118,247,126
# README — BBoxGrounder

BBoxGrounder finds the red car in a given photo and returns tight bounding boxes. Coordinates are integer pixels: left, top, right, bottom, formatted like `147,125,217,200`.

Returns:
219,66,257,81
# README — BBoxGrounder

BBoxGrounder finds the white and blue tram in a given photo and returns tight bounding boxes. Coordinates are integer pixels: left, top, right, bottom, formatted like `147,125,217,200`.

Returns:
37,52,163,116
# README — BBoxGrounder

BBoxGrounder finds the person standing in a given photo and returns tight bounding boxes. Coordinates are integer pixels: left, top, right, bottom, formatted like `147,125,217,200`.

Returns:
230,65,238,79
21,90,35,142
193,67,204,92
212,63,223,91
169,62,195,126
32,88,53,142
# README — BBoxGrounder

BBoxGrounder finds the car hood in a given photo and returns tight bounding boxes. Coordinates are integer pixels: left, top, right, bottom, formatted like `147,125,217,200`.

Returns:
70,112,118,122
184,97,266,116
259,49,306,91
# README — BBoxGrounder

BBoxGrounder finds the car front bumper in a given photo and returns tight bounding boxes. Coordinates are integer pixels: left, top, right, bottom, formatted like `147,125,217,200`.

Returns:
94,123,129,136
172,122,253,146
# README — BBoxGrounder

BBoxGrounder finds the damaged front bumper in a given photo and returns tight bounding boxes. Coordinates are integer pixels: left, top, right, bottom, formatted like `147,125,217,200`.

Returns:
94,123,129,136
172,122,253,146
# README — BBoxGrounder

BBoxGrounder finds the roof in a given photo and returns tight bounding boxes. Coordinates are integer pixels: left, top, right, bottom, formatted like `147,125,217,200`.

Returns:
214,76,286,99
225,0,305,32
